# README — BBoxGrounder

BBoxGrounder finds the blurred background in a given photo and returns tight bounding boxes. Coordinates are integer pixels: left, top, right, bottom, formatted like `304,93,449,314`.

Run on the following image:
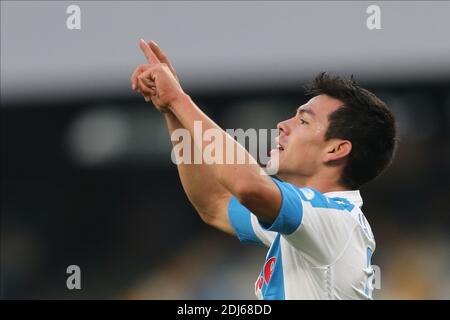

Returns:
1,1,449,299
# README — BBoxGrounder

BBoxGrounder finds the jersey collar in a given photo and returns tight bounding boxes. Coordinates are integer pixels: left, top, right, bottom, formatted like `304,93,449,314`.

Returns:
324,190,363,208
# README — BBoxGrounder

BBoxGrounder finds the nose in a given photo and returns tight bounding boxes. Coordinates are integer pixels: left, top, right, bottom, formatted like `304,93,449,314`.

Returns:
277,118,291,136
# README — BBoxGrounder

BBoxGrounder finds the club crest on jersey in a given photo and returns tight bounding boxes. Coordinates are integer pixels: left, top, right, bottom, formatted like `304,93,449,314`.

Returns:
255,257,277,292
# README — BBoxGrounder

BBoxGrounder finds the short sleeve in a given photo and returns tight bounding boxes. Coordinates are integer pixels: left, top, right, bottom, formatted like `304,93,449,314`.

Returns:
228,196,276,247
257,178,303,234
258,179,358,265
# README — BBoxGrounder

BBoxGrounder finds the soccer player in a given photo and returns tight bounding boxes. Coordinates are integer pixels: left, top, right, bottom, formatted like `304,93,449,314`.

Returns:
130,39,397,300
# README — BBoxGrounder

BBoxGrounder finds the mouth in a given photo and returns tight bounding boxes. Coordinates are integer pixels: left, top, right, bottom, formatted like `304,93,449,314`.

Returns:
274,137,285,151
270,142,284,156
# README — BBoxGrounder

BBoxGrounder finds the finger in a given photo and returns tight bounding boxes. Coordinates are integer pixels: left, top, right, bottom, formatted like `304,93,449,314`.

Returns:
138,68,155,88
134,67,156,91
137,84,156,101
137,78,156,96
148,41,178,80
136,70,156,95
139,38,160,64
138,80,156,95
131,64,150,90
137,81,156,92
139,88,155,103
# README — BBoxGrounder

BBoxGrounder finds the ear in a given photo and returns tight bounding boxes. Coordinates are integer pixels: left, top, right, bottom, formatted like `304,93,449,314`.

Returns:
323,140,352,163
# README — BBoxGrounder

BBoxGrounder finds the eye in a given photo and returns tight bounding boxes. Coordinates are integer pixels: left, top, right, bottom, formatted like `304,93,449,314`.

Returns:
300,118,309,125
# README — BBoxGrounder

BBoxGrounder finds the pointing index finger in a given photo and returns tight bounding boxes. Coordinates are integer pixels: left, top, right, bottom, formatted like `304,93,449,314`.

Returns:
139,38,160,64
148,41,178,80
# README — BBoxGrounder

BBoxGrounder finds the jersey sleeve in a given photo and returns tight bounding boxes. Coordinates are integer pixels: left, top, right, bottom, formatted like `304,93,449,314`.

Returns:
258,178,358,265
228,196,276,247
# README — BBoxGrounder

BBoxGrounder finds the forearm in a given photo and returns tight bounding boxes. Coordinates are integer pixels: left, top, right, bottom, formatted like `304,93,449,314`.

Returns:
163,112,231,216
132,37,280,223
132,39,238,230
168,94,272,202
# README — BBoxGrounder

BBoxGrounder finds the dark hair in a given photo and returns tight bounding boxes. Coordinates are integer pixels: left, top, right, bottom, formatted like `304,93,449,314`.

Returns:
304,72,398,189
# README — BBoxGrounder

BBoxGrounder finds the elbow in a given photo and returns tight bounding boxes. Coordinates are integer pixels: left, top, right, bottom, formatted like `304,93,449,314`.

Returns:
200,214,213,226
198,211,215,226
192,204,215,226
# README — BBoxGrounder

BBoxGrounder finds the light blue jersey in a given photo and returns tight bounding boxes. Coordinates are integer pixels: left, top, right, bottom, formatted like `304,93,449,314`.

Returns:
229,178,376,300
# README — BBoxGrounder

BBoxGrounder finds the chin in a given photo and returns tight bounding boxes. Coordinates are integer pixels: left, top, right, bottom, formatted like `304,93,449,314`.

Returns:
266,157,283,175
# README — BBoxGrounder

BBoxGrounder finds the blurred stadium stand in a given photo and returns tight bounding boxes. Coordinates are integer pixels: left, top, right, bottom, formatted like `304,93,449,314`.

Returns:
1,1,450,299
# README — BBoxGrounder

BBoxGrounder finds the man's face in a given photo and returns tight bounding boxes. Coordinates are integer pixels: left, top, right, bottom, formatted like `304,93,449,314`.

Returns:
268,94,344,178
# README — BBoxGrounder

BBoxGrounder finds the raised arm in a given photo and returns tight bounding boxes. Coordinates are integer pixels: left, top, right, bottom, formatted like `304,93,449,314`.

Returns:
164,112,235,235
131,40,235,235
135,39,282,225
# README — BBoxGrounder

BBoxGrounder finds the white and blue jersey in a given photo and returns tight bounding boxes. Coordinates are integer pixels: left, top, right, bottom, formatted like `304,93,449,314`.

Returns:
228,178,376,300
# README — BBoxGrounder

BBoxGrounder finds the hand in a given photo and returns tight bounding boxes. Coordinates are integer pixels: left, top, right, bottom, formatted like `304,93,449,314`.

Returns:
130,40,179,98
130,40,185,112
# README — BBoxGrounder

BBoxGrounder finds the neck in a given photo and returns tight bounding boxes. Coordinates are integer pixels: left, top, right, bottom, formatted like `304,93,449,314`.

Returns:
276,173,351,194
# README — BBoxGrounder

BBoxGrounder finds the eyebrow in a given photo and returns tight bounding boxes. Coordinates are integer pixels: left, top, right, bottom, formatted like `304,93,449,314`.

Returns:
296,107,316,117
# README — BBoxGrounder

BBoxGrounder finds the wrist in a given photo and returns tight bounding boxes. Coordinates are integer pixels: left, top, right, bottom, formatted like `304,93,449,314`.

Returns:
169,92,191,113
163,110,176,120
